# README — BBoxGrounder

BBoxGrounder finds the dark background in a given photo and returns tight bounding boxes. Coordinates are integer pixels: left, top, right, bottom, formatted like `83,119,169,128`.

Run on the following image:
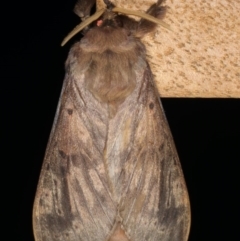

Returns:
2,0,239,240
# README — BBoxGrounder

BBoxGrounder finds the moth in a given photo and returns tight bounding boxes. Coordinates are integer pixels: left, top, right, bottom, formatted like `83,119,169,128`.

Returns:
33,0,191,241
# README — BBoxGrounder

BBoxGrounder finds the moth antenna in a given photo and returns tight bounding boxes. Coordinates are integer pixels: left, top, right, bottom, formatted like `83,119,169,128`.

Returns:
62,4,171,46
61,8,105,46
112,7,171,30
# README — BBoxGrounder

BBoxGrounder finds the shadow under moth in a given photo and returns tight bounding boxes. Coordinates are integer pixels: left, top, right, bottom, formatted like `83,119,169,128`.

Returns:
33,0,191,240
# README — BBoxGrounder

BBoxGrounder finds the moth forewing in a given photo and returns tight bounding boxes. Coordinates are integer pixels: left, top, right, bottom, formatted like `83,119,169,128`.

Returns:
33,1,191,241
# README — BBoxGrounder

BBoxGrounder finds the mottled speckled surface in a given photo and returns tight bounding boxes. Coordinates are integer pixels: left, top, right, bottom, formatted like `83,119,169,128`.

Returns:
97,0,240,97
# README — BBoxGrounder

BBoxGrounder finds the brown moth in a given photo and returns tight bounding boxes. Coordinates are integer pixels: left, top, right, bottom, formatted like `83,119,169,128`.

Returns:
32,0,191,241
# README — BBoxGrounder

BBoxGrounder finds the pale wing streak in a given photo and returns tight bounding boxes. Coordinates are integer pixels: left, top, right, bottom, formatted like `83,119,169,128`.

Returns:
66,105,85,241
69,181,90,241
115,106,144,185
67,123,95,241
139,153,159,241
70,77,117,207
123,76,163,239
71,81,104,155
66,78,110,240
69,94,116,213
71,75,86,107
75,138,114,226
66,85,116,234
137,93,162,239
64,105,83,241
105,106,139,191
134,152,158,238
68,124,112,230
121,83,150,224
70,168,100,234
66,128,106,240
124,149,147,224
67,155,101,240
107,109,129,158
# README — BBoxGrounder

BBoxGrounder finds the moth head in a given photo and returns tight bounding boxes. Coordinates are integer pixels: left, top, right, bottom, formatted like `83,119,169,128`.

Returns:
61,2,171,46
96,10,122,29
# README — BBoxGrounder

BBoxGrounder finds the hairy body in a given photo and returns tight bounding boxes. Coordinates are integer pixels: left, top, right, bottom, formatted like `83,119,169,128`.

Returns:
33,1,190,241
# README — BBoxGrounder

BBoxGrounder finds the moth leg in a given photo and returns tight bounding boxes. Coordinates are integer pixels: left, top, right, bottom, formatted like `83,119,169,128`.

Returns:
103,0,115,9
146,0,167,20
74,0,96,20
115,15,138,33
137,0,167,37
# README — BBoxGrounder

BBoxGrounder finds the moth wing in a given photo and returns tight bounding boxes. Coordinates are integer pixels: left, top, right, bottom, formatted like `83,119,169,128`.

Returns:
106,67,191,241
33,40,190,241
33,72,117,241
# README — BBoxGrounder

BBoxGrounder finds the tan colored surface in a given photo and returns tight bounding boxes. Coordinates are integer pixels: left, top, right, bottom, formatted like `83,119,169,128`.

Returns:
97,0,240,97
